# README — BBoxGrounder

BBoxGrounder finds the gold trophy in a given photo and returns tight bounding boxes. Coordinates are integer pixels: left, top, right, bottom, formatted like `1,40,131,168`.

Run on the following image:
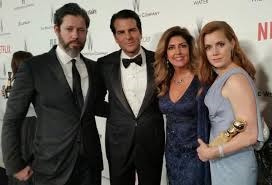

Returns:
209,119,247,147
2,72,12,99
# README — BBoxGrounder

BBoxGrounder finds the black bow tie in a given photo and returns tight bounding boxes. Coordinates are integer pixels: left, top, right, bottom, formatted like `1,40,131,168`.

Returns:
122,54,142,68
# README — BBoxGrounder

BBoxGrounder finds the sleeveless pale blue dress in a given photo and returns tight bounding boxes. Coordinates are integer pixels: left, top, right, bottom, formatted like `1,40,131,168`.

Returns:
205,67,264,185
159,77,209,185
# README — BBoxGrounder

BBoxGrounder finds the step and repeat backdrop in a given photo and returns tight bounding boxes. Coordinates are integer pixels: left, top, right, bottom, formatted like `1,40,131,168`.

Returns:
0,0,271,184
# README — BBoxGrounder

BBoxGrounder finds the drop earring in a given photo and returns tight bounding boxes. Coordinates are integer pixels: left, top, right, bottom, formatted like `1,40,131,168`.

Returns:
166,59,170,68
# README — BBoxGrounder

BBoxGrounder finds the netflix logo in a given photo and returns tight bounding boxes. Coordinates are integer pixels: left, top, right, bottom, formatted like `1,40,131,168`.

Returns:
258,21,272,41
0,44,11,53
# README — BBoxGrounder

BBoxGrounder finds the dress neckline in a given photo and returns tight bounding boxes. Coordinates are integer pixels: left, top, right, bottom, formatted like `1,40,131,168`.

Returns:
168,75,198,104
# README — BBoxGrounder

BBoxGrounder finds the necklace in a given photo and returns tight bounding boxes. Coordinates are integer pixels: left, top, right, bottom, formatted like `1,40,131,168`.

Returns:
173,74,193,85
173,78,184,85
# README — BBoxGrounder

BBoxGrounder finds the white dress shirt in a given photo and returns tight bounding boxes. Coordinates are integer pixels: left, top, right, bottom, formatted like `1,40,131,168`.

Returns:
120,47,147,117
56,46,88,101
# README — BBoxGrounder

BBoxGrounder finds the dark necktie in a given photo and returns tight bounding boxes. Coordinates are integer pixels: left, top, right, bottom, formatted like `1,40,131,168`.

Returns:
71,59,84,110
122,54,142,68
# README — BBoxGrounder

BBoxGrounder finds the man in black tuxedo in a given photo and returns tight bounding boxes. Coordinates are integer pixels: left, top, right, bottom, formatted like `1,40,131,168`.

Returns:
97,9,165,185
1,3,107,185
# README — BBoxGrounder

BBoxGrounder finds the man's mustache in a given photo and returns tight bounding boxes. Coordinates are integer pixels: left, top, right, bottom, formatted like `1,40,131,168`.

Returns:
68,40,83,45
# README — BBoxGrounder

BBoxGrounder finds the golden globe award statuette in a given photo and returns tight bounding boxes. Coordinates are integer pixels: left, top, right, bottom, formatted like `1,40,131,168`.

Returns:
2,72,12,99
209,119,247,147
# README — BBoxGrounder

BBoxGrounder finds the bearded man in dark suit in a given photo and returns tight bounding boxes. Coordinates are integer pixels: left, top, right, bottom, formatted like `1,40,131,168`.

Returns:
2,3,107,185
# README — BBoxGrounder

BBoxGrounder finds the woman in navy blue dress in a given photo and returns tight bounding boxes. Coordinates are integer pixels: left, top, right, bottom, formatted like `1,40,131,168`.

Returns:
154,26,210,185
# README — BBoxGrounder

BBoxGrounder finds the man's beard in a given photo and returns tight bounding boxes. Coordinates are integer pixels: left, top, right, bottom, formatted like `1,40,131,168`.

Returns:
58,36,85,58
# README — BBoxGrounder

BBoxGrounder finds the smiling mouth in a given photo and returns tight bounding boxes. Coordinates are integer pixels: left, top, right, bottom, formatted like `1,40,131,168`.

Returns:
175,57,185,60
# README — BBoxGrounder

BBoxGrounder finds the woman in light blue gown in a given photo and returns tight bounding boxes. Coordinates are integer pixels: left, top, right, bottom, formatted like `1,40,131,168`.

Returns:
196,21,264,185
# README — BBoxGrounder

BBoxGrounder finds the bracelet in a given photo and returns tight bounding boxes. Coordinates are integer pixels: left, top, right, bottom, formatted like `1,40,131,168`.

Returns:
218,145,224,158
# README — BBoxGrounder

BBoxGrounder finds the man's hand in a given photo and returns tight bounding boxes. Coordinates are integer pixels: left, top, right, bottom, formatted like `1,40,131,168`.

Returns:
14,166,33,181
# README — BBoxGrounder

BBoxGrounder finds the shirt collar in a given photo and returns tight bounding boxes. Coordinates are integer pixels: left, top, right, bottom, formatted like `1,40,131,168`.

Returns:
56,45,81,64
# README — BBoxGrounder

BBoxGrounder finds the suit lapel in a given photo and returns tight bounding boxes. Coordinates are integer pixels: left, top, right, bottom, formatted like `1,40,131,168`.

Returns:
48,51,93,118
110,51,134,116
47,46,83,115
138,49,155,117
47,47,74,99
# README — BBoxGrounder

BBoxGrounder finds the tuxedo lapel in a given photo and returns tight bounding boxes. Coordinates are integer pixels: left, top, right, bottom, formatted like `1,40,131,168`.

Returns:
110,52,134,116
138,49,155,117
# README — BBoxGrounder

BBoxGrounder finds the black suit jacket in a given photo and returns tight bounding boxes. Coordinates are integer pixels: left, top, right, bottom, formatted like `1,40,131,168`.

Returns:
97,47,165,176
1,46,107,184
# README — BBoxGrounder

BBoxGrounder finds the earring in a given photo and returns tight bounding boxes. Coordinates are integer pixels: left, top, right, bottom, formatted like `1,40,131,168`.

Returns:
166,59,170,68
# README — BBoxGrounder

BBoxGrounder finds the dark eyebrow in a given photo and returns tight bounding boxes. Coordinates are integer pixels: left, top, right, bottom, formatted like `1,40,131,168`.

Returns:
128,27,137,31
116,30,125,33
168,41,187,46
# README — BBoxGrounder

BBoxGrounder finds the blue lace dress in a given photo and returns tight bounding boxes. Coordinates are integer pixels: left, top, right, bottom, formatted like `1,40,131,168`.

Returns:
159,77,205,185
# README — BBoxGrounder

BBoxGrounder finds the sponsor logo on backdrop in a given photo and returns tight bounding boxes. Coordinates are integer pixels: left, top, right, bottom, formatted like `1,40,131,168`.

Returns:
49,38,57,48
24,39,28,51
0,44,11,53
0,63,7,78
50,6,54,24
132,0,160,18
258,91,272,97
258,21,272,41
41,6,54,31
142,36,151,43
193,18,203,37
14,0,34,10
18,20,31,26
0,19,3,32
0,19,11,36
3,63,6,76
133,0,140,13
87,9,97,15
192,0,208,5
87,33,93,51
82,32,108,56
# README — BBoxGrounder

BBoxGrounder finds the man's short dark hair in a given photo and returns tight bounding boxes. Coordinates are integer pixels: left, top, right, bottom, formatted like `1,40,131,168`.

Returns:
110,9,142,35
54,3,90,28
